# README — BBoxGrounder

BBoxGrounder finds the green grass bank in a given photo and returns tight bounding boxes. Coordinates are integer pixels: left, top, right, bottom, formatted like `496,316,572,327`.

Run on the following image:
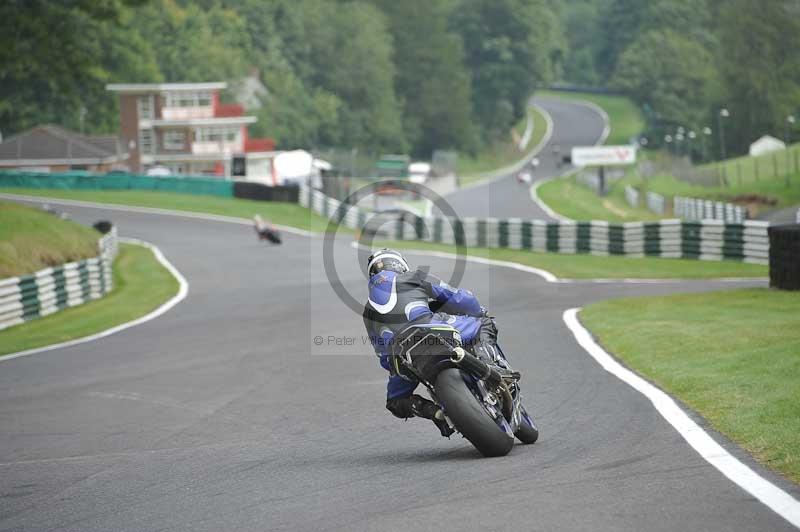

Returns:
0,201,101,277
0,243,179,357
581,288,800,483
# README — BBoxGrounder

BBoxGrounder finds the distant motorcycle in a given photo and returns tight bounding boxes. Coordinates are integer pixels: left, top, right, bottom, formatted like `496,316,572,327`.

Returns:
253,215,282,244
389,322,538,457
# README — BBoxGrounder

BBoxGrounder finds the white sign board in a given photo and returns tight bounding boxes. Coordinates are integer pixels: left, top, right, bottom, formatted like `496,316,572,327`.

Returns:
571,145,637,166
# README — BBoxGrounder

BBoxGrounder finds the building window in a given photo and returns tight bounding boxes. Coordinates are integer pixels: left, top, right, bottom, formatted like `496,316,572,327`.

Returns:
165,91,212,108
163,130,186,150
137,95,154,120
196,126,239,143
138,129,154,154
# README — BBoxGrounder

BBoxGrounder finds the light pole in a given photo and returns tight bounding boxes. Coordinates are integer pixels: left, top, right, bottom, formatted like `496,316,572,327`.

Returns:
675,132,685,158
79,106,87,134
688,130,696,162
718,108,730,160
785,116,795,187
702,126,712,162
665,135,673,155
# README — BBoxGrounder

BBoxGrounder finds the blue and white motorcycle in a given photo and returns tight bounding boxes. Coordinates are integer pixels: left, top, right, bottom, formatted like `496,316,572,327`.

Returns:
389,323,538,457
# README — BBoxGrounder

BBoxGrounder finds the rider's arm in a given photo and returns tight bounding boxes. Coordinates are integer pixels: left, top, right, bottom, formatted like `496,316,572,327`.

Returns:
420,271,483,317
363,312,394,371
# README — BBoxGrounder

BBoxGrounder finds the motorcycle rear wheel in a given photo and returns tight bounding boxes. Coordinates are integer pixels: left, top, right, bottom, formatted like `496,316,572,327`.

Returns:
435,368,514,457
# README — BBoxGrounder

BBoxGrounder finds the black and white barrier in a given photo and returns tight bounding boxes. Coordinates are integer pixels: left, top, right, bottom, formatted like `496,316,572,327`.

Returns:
674,196,746,223
0,228,118,331
300,186,768,264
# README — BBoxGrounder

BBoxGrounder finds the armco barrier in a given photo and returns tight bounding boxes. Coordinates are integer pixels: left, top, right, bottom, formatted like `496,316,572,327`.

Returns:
233,181,299,202
0,171,234,197
300,185,769,264
0,227,118,331
674,195,746,223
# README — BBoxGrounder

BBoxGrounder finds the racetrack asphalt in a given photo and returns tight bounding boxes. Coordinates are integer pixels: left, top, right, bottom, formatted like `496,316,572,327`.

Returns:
0,198,797,532
442,96,608,220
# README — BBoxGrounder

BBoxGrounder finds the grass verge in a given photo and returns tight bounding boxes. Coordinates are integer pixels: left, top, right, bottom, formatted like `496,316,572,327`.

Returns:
630,170,800,216
703,143,800,188
0,201,101,277
369,239,766,279
458,104,549,184
0,189,330,232
537,172,662,222
581,288,800,483
536,90,645,145
536,148,800,221
0,243,179,357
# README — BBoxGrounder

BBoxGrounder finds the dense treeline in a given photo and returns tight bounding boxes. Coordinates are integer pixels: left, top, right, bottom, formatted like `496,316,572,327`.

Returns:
1,0,796,159
0,0,562,158
557,0,800,156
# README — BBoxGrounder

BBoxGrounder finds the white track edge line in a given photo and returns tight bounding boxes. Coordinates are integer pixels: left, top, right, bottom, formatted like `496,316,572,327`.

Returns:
563,307,800,529
0,238,189,362
530,178,572,222
0,193,315,237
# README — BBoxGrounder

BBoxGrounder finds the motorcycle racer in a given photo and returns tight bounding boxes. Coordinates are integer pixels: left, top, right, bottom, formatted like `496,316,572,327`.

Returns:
362,248,508,437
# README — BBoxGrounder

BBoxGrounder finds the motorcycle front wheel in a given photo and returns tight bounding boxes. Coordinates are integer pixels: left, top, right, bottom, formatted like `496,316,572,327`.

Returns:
435,368,514,457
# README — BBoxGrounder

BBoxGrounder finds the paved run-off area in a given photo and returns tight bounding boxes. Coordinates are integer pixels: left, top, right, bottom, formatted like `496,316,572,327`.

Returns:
0,198,797,532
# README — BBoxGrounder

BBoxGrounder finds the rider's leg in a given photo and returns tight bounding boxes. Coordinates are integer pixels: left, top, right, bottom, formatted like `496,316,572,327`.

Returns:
474,316,510,368
385,377,454,437
430,313,508,367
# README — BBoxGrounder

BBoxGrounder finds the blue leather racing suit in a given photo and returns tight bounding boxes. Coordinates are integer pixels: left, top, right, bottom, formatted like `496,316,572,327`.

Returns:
362,268,501,400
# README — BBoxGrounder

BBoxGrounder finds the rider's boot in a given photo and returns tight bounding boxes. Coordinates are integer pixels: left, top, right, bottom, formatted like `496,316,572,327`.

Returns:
410,395,455,437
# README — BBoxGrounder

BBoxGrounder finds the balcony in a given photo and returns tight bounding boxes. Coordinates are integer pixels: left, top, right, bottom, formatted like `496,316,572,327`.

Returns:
161,106,214,120
191,140,243,155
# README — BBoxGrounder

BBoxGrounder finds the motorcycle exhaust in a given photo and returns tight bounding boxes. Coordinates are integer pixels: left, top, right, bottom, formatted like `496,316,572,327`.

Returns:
450,347,502,388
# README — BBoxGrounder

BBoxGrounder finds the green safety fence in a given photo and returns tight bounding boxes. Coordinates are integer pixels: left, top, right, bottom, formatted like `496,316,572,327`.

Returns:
0,171,234,197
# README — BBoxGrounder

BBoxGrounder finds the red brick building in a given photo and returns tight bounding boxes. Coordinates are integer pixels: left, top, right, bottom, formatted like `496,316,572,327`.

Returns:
106,82,276,179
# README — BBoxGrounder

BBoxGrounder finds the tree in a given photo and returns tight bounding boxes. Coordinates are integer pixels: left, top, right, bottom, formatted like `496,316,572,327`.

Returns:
559,0,607,86
372,0,476,156
279,0,407,152
612,29,718,132
715,0,800,153
596,0,714,83
130,0,249,83
0,0,151,135
453,0,563,141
